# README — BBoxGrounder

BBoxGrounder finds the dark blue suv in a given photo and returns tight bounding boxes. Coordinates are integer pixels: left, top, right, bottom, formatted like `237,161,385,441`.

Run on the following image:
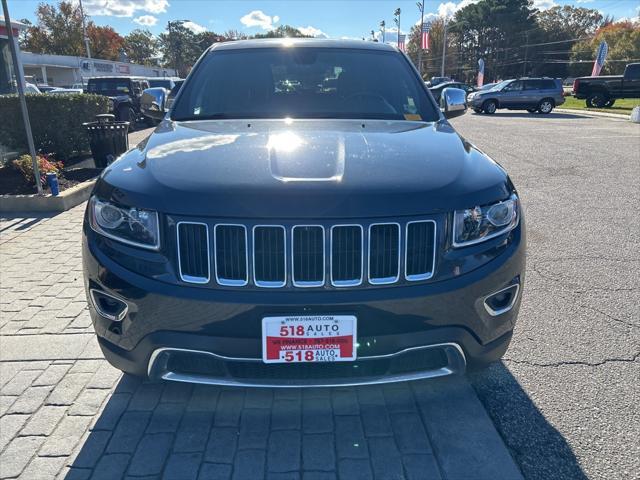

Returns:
468,78,564,114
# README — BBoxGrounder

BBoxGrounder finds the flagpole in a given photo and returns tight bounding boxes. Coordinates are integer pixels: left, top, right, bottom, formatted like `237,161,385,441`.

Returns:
417,1,424,76
394,8,401,49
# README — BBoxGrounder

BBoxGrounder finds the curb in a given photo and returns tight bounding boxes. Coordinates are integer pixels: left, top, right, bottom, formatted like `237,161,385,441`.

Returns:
0,178,96,213
555,108,631,120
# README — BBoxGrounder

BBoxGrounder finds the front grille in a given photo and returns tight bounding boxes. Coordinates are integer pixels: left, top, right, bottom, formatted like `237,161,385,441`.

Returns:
177,222,210,283
177,219,437,288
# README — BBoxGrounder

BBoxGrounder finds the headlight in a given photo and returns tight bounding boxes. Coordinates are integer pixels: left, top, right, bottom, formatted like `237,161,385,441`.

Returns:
453,194,519,247
89,196,160,249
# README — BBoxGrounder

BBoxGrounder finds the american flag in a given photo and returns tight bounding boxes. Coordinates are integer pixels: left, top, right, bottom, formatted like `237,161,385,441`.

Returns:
421,22,431,50
591,41,608,76
398,34,406,52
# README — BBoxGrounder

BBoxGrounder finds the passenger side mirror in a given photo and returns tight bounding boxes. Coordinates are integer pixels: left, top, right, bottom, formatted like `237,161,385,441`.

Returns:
141,87,167,120
440,87,467,119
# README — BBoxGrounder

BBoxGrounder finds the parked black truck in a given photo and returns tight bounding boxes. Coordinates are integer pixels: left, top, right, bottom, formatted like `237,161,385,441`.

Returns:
86,77,150,127
572,63,640,108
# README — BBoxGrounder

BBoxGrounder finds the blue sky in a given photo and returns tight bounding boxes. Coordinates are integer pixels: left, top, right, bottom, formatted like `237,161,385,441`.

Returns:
5,0,640,41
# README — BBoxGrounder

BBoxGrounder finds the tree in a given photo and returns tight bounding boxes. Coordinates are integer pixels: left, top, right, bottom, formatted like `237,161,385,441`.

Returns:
253,25,310,39
447,0,537,82
87,25,124,61
532,5,604,78
406,18,453,80
569,21,640,77
124,29,159,65
19,1,124,61
159,21,203,77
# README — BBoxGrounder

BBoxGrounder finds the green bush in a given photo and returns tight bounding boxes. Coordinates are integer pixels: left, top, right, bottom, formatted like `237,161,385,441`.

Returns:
0,93,110,160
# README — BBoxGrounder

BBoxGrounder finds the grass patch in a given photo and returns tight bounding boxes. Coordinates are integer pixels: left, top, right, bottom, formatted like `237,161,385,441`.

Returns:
561,96,639,115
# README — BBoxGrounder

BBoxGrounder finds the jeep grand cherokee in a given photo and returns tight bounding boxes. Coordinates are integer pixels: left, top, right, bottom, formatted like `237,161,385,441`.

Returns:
83,39,525,387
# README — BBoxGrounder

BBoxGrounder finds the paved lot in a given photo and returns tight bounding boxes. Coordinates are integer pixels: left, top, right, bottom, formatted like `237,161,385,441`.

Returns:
0,128,520,480
450,111,640,480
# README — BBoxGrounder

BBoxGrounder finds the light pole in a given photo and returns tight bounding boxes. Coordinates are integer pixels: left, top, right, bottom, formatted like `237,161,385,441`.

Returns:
2,0,42,194
380,20,386,44
416,0,424,76
78,0,91,83
393,8,401,49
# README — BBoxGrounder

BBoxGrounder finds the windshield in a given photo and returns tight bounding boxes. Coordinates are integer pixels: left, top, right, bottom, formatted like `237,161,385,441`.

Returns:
172,47,438,121
149,79,173,89
87,80,131,95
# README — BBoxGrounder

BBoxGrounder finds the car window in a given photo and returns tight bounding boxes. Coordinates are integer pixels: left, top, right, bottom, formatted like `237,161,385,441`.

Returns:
541,79,557,89
503,81,523,92
88,80,130,94
524,80,541,90
624,64,640,80
172,47,439,122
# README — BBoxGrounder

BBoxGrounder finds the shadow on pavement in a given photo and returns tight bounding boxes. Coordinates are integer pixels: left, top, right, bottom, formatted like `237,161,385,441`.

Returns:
469,361,588,480
0,212,60,231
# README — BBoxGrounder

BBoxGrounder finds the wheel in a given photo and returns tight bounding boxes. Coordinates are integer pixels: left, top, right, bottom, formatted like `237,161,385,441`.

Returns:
604,99,616,108
527,108,538,113
482,100,497,114
586,92,608,108
537,99,554,114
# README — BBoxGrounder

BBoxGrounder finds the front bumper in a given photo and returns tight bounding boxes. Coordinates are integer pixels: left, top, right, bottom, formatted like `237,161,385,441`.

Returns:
83,219,525,386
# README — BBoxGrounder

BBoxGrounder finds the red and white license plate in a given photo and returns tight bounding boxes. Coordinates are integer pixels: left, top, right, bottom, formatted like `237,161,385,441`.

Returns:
262,315,357,364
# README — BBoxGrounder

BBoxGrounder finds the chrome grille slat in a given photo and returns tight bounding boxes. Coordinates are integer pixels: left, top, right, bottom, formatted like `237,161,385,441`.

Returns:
177,220,436,288
405,220,436,281
368,223,401,285
177,222,210,284
292,226,325,287
253,225,286,288
214,224,248,286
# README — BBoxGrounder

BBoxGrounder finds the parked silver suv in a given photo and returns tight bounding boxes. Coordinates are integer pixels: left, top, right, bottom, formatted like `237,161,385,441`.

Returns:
468,78,564,114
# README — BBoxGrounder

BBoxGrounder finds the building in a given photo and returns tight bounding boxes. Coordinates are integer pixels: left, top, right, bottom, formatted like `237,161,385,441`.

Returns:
21,52,178,87
0,20,24,95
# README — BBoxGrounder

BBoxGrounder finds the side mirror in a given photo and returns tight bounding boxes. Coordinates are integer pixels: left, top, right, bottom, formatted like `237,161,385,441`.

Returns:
440,87,467,119
141,87,167,120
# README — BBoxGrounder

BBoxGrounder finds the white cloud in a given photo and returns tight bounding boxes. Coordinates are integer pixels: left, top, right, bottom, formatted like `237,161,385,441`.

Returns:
133,15,157,26
576,0,594,3
374,27,407,45
532,0,557,10
182,21,206,34
82,0,169,17
297,25,328,38
240,10,280,30
435,0,479,19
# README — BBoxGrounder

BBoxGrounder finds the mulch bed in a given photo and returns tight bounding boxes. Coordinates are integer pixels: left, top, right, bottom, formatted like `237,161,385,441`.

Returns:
0,164,101,195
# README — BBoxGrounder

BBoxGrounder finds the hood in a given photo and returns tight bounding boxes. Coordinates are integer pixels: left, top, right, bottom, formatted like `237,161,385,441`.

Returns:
96,119,511,219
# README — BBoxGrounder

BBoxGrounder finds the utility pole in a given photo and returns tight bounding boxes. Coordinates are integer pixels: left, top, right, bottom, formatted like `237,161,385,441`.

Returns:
394,8,401,49
522,32,529,77
416,0,424,76
440,18,448,77
2,0,42,194
380,20,385,44
78,0,91,84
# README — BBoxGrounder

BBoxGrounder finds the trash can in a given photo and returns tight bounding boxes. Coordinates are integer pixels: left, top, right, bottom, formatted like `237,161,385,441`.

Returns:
83,114,130,168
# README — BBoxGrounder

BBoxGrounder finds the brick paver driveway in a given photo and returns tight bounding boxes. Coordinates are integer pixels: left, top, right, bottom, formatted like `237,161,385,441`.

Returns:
0,205,519,480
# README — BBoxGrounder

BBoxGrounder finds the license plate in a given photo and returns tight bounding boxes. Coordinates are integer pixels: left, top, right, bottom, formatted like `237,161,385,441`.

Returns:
262,315,357,363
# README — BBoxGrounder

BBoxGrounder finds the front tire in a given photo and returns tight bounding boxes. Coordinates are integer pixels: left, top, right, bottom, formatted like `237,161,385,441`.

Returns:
586,92,608,108
473,108,483,114
482,100,497,114
117,105,136,131
604,99,616,108
538,99,554,114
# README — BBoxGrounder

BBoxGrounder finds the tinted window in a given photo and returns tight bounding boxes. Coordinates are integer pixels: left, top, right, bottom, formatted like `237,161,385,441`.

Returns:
87,79,131,95
542,79,557,89
524,80,542,90
172,47,438,121
149,79,174,89
625,64,640,80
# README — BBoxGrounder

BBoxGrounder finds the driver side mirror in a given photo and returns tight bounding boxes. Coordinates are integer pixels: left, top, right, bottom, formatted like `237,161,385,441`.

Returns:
440,87,467,119
141,87,167,120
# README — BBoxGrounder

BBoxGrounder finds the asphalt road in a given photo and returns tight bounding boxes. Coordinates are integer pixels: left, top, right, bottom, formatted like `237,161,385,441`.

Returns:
450,111,640,480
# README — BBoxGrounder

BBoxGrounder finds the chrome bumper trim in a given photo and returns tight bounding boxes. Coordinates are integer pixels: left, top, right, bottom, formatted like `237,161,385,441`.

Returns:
147,342,466,388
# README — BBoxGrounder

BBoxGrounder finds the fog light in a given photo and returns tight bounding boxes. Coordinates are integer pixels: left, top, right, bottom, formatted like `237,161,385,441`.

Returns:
483,284,519,316
90,289,128,322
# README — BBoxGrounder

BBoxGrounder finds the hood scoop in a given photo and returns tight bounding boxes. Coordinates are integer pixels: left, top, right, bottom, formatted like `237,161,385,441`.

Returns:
268,131,346,182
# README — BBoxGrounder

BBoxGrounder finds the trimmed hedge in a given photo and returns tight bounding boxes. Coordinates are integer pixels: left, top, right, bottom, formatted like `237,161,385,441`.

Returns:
0,93,110,160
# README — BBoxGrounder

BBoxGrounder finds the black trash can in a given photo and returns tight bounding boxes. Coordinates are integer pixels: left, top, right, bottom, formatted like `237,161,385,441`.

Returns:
83,114,130,168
